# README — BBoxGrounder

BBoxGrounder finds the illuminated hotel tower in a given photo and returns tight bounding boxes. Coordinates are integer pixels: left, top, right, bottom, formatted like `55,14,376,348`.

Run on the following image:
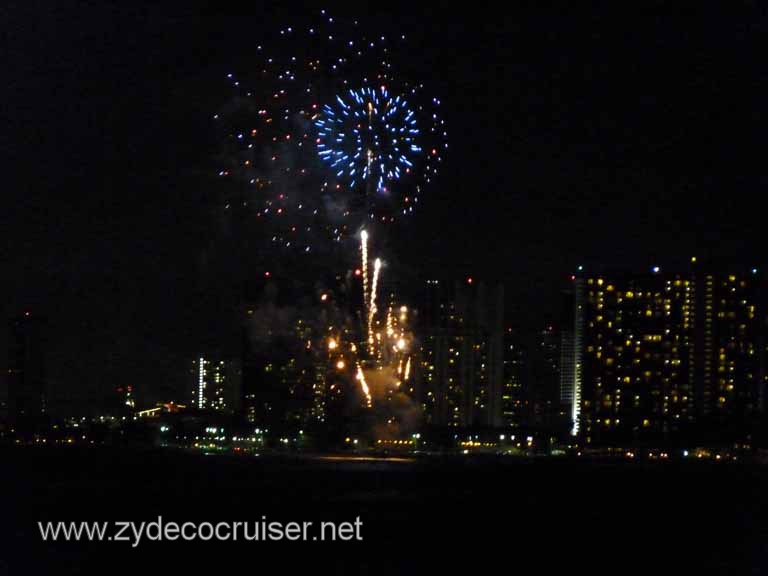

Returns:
564,264,762,445
191,357,239,413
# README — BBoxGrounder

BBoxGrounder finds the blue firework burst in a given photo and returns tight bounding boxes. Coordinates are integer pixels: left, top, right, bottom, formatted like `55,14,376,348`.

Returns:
314,85,421,193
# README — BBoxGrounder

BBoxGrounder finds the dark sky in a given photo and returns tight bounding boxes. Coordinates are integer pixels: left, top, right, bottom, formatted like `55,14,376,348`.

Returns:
3,2,767,411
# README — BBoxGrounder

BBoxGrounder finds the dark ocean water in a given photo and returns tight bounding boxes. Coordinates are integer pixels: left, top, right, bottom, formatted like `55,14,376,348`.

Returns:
1,448,767,575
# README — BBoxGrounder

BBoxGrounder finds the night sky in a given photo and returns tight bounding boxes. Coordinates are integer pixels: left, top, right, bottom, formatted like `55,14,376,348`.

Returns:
3,2,767,412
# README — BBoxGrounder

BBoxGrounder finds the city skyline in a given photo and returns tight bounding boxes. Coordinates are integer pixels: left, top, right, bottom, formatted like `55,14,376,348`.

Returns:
2,261,765,418
4,261,766,456
5,6,768,573
4,3,768,410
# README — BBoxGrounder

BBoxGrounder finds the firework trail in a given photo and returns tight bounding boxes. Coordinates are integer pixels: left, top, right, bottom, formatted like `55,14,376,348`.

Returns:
355,362,372,407
361,229,369,308
312,229,411,411
368,257,381,355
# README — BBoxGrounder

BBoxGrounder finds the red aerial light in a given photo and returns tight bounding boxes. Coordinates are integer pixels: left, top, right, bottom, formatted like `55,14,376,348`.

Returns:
265,271,271,278
467,277,473,284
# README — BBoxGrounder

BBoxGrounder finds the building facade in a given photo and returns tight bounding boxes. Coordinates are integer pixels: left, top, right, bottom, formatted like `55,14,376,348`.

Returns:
191,356,241,414
501,329,526,429
416,279,505,429
561,266,764,446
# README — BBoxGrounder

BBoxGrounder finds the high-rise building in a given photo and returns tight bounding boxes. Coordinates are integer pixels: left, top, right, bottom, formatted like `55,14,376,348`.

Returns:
501,329,526,429
560,279,584,435
191,357,241,414
695,272,761,422
7,312,47,427
242,313,326,431
561,266,763,446
416,279,505,429
527,324,567,432
579,271,696,445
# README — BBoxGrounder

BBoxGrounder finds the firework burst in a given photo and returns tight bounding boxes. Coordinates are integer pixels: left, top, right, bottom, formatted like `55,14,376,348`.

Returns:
214,10,447,255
